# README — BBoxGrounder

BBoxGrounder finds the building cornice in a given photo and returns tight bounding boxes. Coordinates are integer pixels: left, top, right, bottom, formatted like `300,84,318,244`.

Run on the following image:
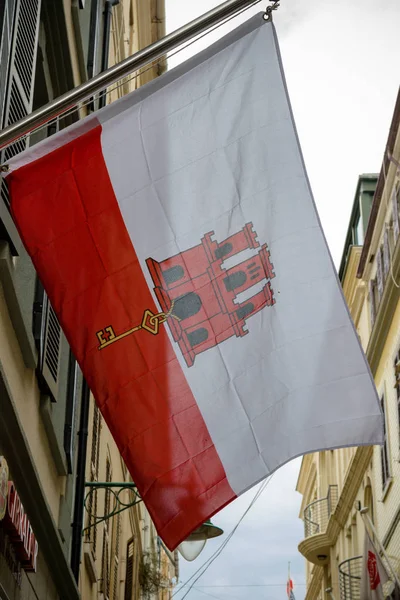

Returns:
296,454,314,494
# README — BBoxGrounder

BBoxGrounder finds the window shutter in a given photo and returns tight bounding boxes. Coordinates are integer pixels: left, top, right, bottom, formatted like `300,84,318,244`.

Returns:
0,0,17,127
368,280,376,328
40,293,62,401
376,248,384,300
1,0,41,162
101,526,111,599
383,226,390,280
86,404,102,556
380,395,391,488
1,0,41,239
111,514,121,600
124,538,134,600
392,187,400,242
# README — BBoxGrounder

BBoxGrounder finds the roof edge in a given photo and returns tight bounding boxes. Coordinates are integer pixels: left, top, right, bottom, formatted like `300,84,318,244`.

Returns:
357,86,400,279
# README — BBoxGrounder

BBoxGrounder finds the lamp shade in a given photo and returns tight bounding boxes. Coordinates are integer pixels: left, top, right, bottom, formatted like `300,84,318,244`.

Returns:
178,520,224,561
177,538,207,561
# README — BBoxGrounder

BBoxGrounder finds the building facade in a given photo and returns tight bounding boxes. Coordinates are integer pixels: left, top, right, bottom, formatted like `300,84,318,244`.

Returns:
0,1,176,598
296,87,400,600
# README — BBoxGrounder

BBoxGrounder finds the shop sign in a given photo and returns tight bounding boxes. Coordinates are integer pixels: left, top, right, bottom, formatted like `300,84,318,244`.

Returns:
0,456,8,521
0,457,39,573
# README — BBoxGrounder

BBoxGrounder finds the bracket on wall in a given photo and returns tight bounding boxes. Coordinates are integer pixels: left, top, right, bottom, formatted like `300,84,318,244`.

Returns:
83,481,142,532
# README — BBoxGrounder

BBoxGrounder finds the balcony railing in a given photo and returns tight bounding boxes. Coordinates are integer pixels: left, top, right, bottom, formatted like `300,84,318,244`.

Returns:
303,485,338,538
339,556,362,600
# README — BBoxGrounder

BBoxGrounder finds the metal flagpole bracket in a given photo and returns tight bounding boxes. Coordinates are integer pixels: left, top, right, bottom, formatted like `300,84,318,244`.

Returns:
0,165,9,173
83,481,142,532
0,0,264,152
264,0,280,20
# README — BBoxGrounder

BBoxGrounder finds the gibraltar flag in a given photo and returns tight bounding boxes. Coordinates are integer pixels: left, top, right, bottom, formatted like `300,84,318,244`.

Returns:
3,15,383,549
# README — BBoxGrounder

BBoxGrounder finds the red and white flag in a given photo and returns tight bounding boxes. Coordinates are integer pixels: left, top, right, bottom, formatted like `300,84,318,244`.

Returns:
3,15,383,549
361,532,389,600
287,578,295,600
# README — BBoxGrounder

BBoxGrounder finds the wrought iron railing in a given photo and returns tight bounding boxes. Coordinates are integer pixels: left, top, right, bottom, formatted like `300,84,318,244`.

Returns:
303,485,338,538
339,556,362,600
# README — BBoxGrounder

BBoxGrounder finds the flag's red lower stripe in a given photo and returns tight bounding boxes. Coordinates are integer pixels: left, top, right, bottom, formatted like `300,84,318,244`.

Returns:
9,125,235,549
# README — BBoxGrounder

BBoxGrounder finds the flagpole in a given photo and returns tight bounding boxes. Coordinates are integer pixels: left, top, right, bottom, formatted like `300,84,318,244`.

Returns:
359,506,400,589
0,0,275,153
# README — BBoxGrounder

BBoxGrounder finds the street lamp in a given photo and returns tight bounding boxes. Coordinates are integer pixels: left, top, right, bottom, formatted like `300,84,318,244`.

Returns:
178,520,224,561
83,483,224,562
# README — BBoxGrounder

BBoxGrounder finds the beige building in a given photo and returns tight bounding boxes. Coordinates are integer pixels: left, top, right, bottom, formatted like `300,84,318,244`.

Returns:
296,88,400,600
0,1,176,599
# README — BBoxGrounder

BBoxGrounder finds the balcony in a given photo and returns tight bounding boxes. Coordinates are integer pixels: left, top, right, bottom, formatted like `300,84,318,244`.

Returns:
298,485,338,565
339,556,362,600
304,485,338,537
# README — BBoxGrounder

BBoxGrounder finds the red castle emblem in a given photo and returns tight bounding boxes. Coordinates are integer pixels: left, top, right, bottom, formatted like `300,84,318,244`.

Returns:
367,550,381,590
146,222,275,367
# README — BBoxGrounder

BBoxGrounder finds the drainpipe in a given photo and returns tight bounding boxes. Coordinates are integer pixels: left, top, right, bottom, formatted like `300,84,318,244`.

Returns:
99,0,120,109
70,379,90,582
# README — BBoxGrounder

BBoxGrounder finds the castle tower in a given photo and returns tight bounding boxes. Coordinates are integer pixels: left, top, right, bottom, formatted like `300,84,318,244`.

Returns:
146,223,275,367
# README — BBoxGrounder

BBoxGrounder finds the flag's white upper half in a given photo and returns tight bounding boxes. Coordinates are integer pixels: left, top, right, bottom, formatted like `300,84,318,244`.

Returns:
97,16,382,494
8,15,383,497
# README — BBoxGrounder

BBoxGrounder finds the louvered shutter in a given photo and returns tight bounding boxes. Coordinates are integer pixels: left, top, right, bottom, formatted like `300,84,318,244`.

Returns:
101,526,111,599
111,514,121,600
85,404,102,555
393,187,400,242
368,279,376,329
40,293,62,401
1,0,41,163
124,539,134,600
1,0,41,241
383,226,390,281
376,248,384,300
0,0,17,127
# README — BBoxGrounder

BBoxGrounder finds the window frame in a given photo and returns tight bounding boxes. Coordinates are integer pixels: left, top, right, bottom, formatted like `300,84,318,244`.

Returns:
380,394,391,490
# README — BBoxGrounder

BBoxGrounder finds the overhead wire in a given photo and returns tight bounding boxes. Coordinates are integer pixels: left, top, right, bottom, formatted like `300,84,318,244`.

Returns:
173,475,274,600
193,586,241,600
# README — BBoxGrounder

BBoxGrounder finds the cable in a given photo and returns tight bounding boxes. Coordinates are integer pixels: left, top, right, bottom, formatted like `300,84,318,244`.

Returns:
178,478,271,600
172,479,267,598
196,584,307,588
193,586,241,600
176,477,272,595
173,475,273,599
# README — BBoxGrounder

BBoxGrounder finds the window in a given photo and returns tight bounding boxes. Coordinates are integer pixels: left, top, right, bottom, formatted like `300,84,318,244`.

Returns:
392,184,400,242
85,403,102,556
33,278,62,402
64,352,79,473
380,395,391,489
101,456,113,599
394,349,400,438
383,226,390,282
111,514,121,600
368,279,377,328
125,538,135,600
376,247,384,302
353,212,364,245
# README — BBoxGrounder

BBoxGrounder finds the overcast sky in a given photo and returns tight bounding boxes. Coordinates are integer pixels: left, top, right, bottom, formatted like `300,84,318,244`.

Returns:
165,1,400,599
